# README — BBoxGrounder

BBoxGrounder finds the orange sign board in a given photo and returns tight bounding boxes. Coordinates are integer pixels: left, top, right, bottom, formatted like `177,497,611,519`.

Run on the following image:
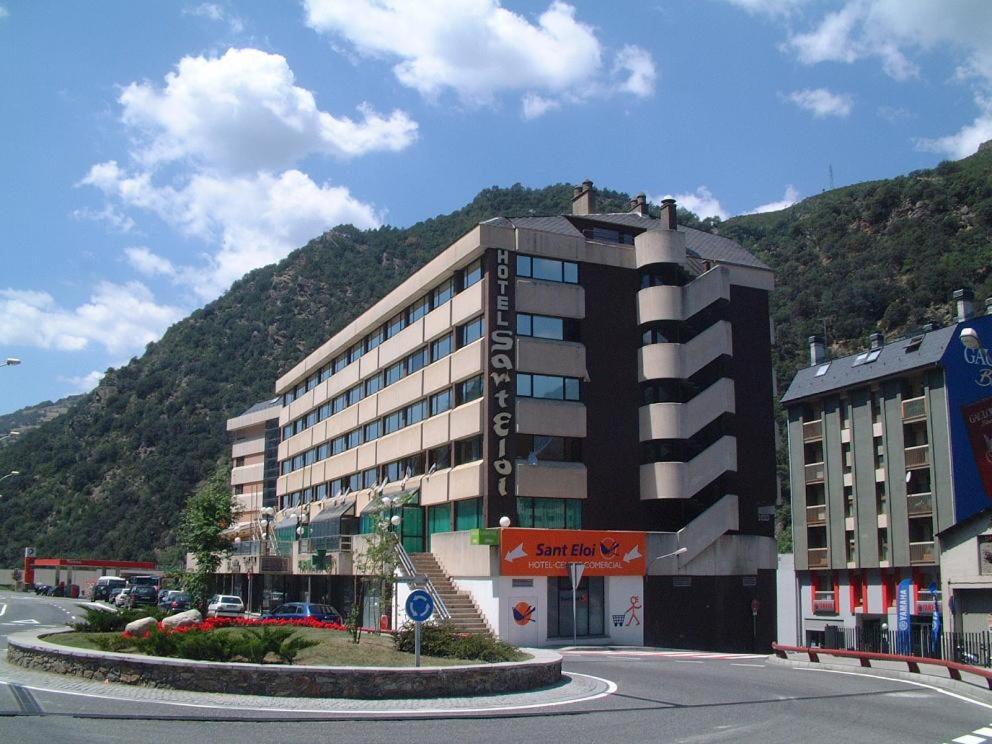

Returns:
499,528,648,577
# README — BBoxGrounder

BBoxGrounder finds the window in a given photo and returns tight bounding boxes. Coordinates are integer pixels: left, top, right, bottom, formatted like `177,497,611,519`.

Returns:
331,436,347,455
316,483,328,501
386,312,406,339
364,420,381,441
428,444,451,470
348,385,363,407
547,576,603,638
431,333,453,361
319,365,333,383
347,429,363,449
455,498,483,530
333,393,348,414
432,278,454,308
406,399,428,425
306,411,317,428
234,456,245,467
366,325,384,351
384,410,405,434
234,484,244,495
365,373,383,396
517,313,576,341
317,443,330,460
516,434,581,462
454,435,483,464
456,375,483,405
333,354,348,373
386,361,404,385
517,254,578,284
430,389,452,416
319,403,332,421
407,347,428,374
281,460,292,475
409,295,430,323
305,449,316,466
362,468,378,488
292,454,305,470
348,341,364,364
517,373,580,401
283,424,294,441
462,259,483,289
517,497,581,529
458,316,485,346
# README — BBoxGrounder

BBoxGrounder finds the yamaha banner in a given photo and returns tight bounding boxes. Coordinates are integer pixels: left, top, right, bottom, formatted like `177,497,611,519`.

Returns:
896,578,913,655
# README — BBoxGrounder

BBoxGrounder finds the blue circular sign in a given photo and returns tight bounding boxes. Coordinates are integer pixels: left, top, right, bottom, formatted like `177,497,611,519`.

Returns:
406,589,434,622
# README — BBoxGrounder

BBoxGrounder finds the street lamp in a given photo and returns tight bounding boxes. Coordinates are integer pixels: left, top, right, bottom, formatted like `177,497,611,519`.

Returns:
0,431,19,443
960,327,981,349
499,515,511,528
648,546,687,571
0,471,20,484
1,358,21,367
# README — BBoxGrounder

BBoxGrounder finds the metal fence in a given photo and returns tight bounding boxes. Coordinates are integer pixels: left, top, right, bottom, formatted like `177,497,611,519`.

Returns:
814,625,991,667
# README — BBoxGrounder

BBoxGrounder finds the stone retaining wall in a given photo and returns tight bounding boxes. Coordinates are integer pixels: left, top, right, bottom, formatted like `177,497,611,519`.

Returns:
6,630,562,699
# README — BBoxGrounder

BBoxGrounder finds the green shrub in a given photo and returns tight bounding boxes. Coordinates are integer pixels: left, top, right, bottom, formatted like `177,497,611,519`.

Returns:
72,606,151,633
393,621,524,663
236,626,301,664
131,626,178,657
91,634,134,652
276,634,319,664
173,629,240,662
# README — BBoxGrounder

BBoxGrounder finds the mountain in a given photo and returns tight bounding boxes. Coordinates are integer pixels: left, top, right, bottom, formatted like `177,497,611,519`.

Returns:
0,395,83,447
0,146,990,566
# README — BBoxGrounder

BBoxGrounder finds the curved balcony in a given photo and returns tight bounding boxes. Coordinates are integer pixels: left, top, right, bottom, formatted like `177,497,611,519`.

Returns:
634,229,686,268
638,378,735,441
639,435,737,500
638,321,733,382
636,268,730,325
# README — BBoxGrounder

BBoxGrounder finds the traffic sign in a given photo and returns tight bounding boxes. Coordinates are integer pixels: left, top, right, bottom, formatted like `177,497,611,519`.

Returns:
406,589,434,622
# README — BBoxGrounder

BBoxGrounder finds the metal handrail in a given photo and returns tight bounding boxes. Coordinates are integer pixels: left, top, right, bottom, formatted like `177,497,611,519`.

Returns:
394,541,451,622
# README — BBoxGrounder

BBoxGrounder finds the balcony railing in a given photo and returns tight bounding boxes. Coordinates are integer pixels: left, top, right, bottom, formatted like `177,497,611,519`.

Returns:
231,539,260,556
909,541,935,564
298,535,353,554
902,396,927,422
260,555,289,573
906,492,933,516
904,444,930,469
807,547,829,568
813,591,836,614
806,504,827,525
805,462,826,484
803,420,823,442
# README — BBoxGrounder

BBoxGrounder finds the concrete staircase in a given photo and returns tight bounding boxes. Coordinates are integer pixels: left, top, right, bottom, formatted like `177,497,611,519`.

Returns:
408,552,491,635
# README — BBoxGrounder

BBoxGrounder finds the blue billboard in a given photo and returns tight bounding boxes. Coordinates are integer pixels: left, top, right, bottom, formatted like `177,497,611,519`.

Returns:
940,314,992,523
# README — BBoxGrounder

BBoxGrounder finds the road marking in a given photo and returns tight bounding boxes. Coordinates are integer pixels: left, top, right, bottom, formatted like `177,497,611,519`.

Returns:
0,604,6,617
674,660,704,664
9,684,43,716
797,667,992,711
952,735,984,744
730,663,765,668
0,672,618,716
975,727,992,736
2,619,39,626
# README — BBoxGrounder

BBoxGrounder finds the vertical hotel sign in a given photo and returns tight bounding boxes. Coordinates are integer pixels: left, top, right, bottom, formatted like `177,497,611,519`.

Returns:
486,248,516,524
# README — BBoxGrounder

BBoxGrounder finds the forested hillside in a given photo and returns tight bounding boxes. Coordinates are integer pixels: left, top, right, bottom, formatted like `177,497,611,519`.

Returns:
0,394,82,447
0,145,989,566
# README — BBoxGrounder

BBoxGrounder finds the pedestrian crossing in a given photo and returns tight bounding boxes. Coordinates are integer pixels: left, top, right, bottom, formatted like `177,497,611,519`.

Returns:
563,649,767,661
945,724,992,744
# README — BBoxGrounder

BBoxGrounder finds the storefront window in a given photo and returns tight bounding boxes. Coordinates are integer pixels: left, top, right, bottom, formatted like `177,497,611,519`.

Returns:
547,576,604,638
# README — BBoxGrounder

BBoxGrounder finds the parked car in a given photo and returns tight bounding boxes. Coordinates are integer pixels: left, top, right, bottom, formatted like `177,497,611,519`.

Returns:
93,576,127,602
265,602,342,624
160,591,191,614
206,595,245,618
128,585,159,608
114,587,132,607
107,587,125,605
33,584,51,596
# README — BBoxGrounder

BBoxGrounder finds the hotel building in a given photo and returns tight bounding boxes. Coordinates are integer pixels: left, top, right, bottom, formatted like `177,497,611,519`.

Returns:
224,183,779,650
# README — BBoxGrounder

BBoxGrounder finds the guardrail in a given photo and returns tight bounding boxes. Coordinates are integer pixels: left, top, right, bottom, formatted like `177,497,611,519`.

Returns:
772,642,992,690
394,542,451,622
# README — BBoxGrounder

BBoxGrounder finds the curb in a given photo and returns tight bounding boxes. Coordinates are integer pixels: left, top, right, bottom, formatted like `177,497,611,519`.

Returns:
6,628,562,700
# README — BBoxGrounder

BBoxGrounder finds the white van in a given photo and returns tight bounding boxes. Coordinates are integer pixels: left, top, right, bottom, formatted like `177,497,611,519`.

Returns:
93,576,126,602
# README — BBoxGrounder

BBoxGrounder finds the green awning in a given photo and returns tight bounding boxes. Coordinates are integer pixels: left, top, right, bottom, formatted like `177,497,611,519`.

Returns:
310,500,356,539
360,489,421,514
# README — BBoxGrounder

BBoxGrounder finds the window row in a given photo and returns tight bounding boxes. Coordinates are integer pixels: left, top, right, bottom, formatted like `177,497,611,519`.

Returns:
280,375,484,475
283,259,484,406
282,315,484,441
277,435,484,510
517,373,581,402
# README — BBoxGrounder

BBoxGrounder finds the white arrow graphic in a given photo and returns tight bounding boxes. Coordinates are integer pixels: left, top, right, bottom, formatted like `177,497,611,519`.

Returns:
505,543,527,562
623,545,642,563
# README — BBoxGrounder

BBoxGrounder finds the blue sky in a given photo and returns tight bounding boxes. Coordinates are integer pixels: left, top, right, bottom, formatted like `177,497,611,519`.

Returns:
1,0,991,415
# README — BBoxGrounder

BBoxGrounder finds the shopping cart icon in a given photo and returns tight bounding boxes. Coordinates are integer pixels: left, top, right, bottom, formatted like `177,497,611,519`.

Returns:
612,614,627,627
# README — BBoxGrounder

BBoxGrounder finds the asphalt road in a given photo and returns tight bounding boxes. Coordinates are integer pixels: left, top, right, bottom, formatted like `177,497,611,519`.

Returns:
1,591,990,743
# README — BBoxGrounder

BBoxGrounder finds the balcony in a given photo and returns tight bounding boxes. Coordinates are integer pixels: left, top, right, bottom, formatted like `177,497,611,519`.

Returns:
805,462,825,484
807,547,829,568
299,535,353,554
803,420,823,442
813,591,836,614
906,492,933,516
904,444,930,469
909,541,935,564
902,396,927,422
806,504,827,525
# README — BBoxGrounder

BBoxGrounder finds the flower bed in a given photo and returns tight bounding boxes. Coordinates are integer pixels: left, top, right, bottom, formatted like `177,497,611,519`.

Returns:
126,615,354,637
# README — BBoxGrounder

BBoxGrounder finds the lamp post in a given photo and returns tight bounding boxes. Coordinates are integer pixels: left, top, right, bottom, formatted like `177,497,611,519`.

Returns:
1,358,21,368
647,546,688,572
0,471,20,484
0,431,19,443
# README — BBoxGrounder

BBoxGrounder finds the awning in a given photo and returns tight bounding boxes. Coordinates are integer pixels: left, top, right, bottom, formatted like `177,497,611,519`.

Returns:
220,521,253,537
273,513,299,532
310,500,356,540
360,489,421,514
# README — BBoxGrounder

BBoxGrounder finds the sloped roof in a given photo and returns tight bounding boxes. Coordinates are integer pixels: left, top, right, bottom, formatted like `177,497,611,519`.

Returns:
239,397,281,416
780,326,955,405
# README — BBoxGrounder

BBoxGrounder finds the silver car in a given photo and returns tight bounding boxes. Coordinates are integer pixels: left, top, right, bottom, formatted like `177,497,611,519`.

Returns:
206,594,245,617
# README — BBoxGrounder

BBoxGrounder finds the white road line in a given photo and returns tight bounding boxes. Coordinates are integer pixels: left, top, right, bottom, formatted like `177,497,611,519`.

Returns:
0,672,619,716
975,727,992,736
674,660,704,664
730,663,765,668
952,735,985,744
796,667,992,711
0,603,6,617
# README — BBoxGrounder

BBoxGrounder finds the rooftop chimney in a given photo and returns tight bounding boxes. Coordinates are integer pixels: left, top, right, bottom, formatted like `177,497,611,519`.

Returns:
660,197,677,230
809,335,826,366
954,288,975,322
922,322,936,332
869,332,884,350
628,193,648,216
571,179,596,215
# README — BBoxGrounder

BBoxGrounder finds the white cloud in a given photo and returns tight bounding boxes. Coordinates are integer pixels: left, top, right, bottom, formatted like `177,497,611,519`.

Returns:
183,3,244,33
613,45,656,98
71,203,136,233
64,370,106,393
0,282,183,355
751,184,801,213
118,47,418,174
125,246,176,277
915,97,992,159
786,87,853,118
303,0,655,111
0,6,8,19
521,93,561,120
661,186,729,220
724,0,804,17
86,164,381,299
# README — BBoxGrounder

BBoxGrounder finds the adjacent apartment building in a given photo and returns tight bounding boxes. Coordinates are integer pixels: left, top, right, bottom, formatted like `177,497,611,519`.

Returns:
220,183,779,650
782,290,992,647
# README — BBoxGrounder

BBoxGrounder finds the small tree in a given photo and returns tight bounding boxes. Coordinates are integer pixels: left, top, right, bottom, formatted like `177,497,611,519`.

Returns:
179,460,235,611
